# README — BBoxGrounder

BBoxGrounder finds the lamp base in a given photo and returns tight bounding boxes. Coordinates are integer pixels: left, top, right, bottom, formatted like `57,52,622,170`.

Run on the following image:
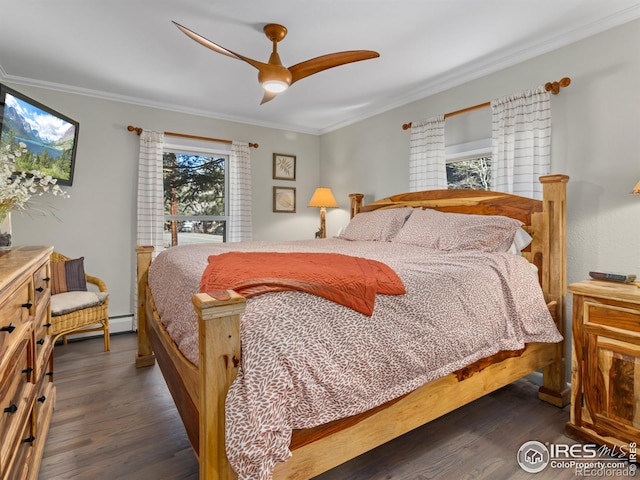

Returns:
319,207,327,239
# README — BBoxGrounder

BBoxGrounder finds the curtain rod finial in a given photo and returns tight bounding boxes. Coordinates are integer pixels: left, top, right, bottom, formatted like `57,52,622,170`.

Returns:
545,77,571,95
127,125,143,136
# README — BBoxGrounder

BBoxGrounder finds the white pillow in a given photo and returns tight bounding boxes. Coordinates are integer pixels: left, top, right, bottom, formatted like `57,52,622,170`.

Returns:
507,227,533,255
51,291,109,316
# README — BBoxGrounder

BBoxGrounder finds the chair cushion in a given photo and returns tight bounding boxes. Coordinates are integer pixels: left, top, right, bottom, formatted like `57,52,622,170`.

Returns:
51,291,109,316
51,257,88,294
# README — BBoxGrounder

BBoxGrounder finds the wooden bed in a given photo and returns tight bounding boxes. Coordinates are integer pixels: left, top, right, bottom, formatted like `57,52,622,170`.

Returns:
135,174,570,480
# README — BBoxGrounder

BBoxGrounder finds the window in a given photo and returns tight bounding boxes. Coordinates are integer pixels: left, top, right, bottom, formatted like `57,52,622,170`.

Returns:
163,146,229,247
446,157,491,190
445,138,491,190
444,108,492,190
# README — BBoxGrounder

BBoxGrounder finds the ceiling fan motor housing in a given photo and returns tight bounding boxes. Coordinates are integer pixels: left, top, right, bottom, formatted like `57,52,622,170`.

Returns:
259,53,292,92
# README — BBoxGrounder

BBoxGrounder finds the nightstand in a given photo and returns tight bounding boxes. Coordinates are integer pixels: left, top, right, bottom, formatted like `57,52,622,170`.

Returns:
566,280,640,451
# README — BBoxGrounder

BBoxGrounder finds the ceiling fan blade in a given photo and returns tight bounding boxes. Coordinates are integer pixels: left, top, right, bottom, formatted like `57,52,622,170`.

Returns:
289,50,379,84
172,21,268,71
260,90,278,105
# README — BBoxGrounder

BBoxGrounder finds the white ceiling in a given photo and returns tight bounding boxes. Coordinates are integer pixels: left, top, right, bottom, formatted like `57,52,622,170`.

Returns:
1,1,640,135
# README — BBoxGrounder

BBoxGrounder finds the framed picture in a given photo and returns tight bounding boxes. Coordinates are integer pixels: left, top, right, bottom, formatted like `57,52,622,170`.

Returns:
273,186,296,213
273,153,296,181
0,83,79,186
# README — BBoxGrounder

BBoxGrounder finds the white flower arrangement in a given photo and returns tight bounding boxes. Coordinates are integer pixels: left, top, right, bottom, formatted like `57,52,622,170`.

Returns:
0,141,69,221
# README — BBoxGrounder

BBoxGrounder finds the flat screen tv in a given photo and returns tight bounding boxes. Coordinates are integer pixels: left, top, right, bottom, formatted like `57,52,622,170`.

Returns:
0,84,79,186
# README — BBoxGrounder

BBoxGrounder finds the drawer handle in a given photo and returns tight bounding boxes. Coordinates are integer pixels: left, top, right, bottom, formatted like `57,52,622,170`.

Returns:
46,371,54,377
4,404,18,414
22,367,33,375
21,302,33,309
43,277,51,282
37,338,45,345
37,395,46,403
36,286,44,293
22,435,36,444
0,323,15,334
43,322,52,328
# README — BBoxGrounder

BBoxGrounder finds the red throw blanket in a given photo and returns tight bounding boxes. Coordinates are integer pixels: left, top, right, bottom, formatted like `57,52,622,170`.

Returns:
200,252,405,316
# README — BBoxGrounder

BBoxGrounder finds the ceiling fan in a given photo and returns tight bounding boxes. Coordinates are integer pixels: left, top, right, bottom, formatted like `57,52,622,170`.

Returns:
172,21,380,104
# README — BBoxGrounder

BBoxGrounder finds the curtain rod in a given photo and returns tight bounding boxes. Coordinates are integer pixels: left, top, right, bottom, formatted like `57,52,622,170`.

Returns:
401,76,571,131
127,125,259,148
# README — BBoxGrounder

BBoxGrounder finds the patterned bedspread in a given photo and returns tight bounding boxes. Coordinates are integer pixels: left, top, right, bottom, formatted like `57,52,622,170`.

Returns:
148,239,562,479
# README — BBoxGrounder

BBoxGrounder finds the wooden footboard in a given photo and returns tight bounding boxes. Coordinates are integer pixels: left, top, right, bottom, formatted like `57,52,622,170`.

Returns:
136,174,570,480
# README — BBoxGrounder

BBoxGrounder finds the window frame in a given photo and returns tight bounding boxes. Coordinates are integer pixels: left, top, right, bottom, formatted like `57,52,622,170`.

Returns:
162,142,230,245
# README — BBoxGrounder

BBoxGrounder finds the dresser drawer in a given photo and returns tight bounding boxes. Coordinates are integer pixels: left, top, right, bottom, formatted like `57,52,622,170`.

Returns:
2,413,34,480
34,374,55,439
33,309,53,383
32,263,51,324
0,340,35,477
0,280,32,364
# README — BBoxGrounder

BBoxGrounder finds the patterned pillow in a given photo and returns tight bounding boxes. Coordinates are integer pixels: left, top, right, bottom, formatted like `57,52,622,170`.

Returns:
339,207,413,242
392,208,523,252
51,257,88,294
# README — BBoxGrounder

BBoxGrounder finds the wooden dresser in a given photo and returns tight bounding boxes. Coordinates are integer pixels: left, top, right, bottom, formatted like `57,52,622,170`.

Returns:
0,246,55,480
566,279,640,454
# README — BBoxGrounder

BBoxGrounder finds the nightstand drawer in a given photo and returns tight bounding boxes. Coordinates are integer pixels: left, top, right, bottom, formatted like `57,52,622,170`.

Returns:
584,299,640,333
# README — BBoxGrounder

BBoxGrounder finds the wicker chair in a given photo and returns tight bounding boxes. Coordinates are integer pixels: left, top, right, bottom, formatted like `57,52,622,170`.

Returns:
49,252,110,351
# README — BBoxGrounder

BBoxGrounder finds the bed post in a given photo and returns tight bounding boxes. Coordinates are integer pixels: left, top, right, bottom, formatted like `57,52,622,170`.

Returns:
537,174,570,407
349,193,364,219
136,246,156,368
193,290,246,480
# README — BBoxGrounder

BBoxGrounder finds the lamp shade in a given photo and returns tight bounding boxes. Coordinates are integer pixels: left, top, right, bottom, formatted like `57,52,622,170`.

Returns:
633,180,640,195
308,187,338,208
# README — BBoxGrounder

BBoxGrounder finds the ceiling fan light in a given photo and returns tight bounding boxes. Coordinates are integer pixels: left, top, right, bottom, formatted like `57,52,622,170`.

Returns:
262,80,289,93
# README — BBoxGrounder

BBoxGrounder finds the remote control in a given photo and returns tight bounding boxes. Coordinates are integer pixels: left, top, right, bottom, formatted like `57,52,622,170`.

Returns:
588,271,637,283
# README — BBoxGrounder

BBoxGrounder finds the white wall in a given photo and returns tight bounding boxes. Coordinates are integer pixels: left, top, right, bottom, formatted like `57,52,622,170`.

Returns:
320,19,640,371
9,86,321,321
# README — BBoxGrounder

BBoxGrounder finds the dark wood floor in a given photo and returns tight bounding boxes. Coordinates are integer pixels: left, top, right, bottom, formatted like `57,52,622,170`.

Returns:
40,333,586,480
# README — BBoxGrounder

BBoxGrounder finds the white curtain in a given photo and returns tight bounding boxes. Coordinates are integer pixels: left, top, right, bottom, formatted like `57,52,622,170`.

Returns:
491,86,551,199
228,141,252,242
409,115,446,191
136,130,165,257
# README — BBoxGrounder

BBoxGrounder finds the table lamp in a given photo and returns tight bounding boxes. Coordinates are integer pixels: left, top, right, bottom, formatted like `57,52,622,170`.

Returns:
308,187,338,238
